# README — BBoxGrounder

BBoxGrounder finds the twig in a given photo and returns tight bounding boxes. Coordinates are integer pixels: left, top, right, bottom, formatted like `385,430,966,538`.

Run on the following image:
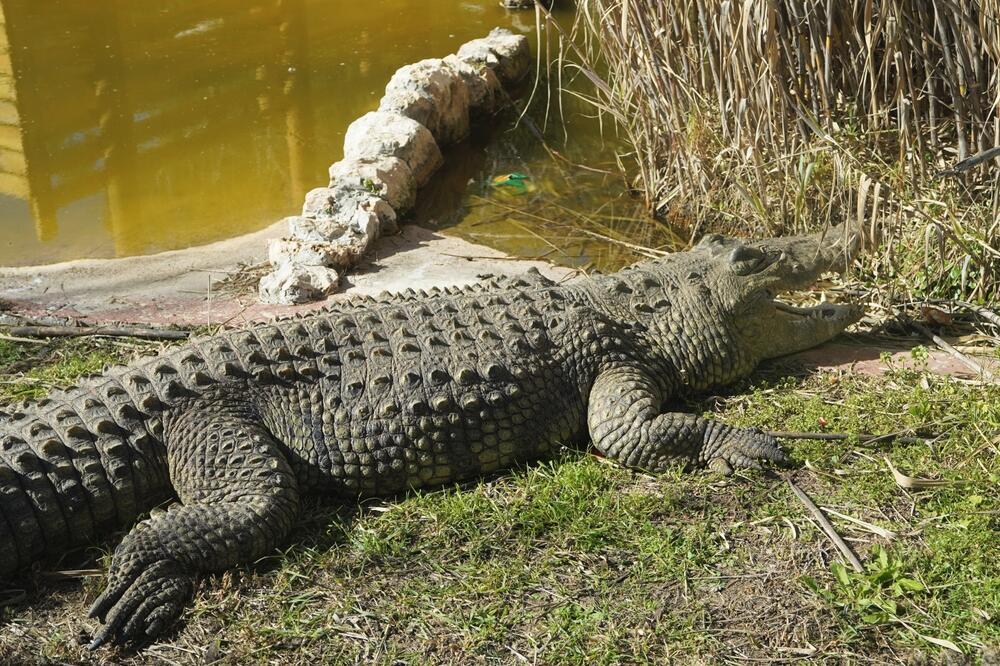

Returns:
40,568,103,580
957,301,1000,329
906,318,995,381
2,325,190,341
767,431,927,446
786,476,864,572
0,334,50,345
936,146,1000,177
436,252,555,262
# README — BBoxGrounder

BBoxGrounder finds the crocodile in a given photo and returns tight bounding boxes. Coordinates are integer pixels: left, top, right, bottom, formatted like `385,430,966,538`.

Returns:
0,224,860,649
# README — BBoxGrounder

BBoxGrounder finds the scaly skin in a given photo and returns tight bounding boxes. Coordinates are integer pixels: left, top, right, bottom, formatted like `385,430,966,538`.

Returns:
0,225,861,648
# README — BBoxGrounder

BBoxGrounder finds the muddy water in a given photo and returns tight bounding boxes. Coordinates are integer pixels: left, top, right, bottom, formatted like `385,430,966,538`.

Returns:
0,0,680,269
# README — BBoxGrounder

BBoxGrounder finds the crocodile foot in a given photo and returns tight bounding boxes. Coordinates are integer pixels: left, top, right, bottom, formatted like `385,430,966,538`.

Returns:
87,557,192,649
705,424,786,473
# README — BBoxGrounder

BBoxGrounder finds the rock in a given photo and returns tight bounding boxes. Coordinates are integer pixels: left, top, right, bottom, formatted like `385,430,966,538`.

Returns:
328,156,417,213
343,111,443,187
378,59,471,145
456,28,531,85
286,215,348,244
267,238,359,270
299,186,398,239
442,54,504,117
258,263,340,305
254,30,535,307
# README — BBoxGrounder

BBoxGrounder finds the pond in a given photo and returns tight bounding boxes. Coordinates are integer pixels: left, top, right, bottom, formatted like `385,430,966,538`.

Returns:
0,0,681,270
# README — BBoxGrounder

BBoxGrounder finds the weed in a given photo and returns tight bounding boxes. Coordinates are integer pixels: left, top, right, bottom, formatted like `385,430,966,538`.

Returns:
802,546,926,626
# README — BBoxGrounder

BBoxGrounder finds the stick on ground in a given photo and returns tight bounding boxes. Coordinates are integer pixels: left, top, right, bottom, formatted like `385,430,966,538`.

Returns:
2,325,190,341
786,476,864,573
767,431,926,446
908,319,995,381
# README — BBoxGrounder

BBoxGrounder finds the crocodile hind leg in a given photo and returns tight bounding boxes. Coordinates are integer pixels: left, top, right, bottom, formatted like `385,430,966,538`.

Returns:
88,400,299,649
587,367,785,473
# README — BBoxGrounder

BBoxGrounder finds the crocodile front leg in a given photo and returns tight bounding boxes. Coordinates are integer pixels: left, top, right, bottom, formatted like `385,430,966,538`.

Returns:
88,398,299,649
587,367,785,473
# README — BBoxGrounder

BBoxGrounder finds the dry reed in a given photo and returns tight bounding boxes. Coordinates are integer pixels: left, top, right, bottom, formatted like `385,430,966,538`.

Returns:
541,0,1000,302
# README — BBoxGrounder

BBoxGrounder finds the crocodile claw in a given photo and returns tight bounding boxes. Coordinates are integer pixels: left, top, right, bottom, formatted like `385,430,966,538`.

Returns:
88,558,191,650
704,425,787,471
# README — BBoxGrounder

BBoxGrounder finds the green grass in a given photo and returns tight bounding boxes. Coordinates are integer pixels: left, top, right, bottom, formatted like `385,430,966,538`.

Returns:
0,340,21,367
717,357,1000,658
0,338,140,404
0,338,997,664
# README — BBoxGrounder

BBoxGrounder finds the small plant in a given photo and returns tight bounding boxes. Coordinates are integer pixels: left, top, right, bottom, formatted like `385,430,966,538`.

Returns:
909,345,929,366
803,546,925,626
0,340,22,368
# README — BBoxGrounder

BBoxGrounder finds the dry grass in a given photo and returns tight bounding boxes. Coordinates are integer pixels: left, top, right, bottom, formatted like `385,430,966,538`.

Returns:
538,0,1000,302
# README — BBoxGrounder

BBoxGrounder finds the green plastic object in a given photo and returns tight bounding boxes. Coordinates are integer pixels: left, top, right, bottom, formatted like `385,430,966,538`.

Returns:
491,172,531,194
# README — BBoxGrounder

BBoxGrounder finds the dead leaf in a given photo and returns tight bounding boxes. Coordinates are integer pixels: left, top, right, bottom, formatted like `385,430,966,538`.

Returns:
920,305,953,326
916,632,962,653
884,457,955,489
821,506,897,539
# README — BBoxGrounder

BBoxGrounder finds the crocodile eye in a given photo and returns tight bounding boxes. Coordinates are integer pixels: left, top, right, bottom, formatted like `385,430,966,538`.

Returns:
698,233,725,247
728,245,767,275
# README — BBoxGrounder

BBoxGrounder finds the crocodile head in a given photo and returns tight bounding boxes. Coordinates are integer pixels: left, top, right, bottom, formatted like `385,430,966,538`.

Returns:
691,223,864,363
601,223,863,389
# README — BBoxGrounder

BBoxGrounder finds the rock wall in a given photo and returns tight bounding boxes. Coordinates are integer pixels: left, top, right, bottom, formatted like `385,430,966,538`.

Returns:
259,28,531,305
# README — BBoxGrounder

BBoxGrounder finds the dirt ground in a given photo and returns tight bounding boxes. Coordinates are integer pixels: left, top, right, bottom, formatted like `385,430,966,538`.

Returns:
0,224,575,328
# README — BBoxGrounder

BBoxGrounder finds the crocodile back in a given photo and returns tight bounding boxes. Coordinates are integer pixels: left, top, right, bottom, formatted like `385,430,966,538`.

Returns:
248,283,602,495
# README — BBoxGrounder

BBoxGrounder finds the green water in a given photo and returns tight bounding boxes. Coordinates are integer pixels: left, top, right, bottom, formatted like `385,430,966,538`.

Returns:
0,0,680,269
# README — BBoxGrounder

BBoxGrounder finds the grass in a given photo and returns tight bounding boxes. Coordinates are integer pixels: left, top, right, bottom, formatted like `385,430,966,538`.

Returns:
0,338,165,405
1,336,997,664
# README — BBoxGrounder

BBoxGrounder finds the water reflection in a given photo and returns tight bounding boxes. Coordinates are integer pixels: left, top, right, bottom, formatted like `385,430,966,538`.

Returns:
0,0,574,266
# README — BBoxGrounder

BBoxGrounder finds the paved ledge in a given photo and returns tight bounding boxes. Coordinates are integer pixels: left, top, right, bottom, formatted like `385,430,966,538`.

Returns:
0,224,576,328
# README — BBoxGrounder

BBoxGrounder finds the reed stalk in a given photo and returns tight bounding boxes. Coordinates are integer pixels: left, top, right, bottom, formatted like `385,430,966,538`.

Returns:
546,0,1000,302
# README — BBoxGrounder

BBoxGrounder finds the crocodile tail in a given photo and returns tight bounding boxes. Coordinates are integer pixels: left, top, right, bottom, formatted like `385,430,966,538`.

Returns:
0,441,30,576
0,378,171,577
0,417,79,577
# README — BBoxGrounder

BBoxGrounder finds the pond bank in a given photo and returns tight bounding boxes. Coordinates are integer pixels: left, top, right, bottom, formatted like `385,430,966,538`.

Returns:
0,223,575,328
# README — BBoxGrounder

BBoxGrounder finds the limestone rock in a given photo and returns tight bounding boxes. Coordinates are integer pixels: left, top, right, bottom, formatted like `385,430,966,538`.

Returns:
255,30,535,307
378,59,471,145
443,54,504,117
343,111,443,187
328,156,416,213
299,186,398,239
267,238,360,270
286,215,348,244
456,28,531,84
258,263,340,305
